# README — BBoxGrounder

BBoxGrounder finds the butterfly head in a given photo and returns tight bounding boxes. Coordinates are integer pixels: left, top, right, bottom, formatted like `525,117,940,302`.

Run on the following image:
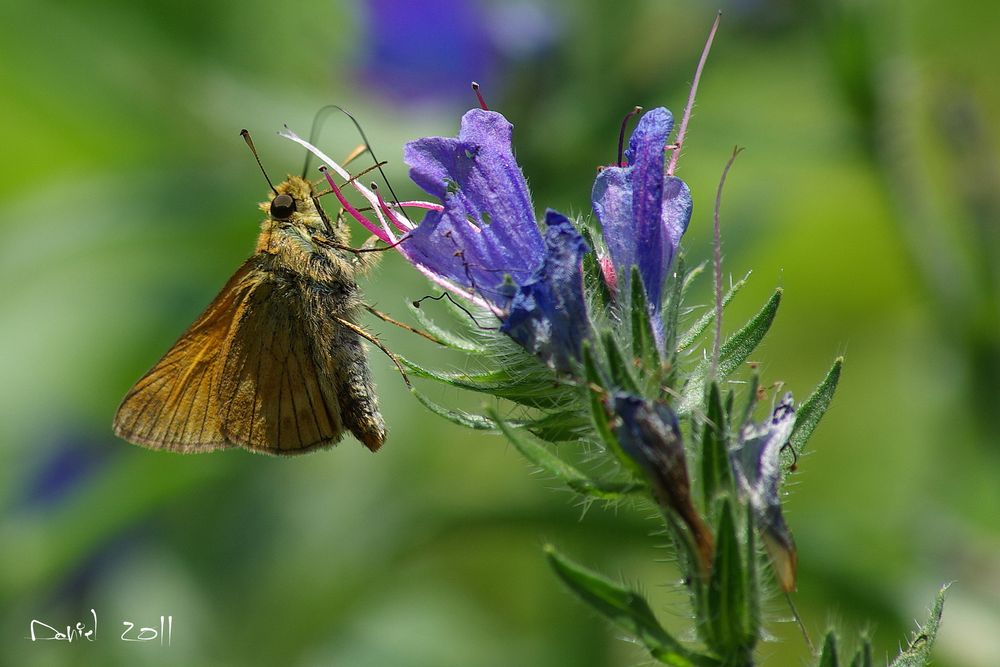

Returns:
259,176,324,230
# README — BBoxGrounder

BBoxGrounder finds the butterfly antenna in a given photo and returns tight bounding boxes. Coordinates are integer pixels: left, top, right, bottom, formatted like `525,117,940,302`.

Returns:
240,129,278,195
240,129,279,195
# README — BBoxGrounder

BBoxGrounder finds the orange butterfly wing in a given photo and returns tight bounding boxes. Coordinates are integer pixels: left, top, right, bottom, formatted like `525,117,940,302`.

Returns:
113,258,347,454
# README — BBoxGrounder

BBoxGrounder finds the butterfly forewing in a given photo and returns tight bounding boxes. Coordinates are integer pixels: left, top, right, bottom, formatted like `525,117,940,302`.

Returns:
114,257,350,455
113,261,262,451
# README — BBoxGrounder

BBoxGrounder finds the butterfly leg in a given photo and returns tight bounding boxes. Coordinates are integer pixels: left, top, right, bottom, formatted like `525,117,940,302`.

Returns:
334,316,411,389
362,304,444,345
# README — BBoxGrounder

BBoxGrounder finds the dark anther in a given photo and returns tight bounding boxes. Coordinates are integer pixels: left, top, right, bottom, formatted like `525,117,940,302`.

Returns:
270,193,296,220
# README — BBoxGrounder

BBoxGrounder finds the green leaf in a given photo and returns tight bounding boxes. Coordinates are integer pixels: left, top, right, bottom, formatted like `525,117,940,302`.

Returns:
399,355,571,409
406,300,485,354
817,631,839,667
744,507,760,648
603,331,641,393
680,289,782,415
889,584,949,667
491,410,643,500
677,271,751,352
583,342,644,478
707,500,747,657
630,265,659,367
740,372,761,427
849,639,873,667
410,388,496,430
662,256,687,361
682,259,707,297
521,410,592,444
544,545,718,667
701,383,732,509
789,357,843,455
412,388,588,442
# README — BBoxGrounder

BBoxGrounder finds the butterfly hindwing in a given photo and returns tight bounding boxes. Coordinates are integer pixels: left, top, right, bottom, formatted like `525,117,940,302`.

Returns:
218,274,346,454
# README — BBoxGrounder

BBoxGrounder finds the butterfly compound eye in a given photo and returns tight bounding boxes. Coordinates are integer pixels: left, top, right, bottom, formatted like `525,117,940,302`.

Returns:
270,194,296,220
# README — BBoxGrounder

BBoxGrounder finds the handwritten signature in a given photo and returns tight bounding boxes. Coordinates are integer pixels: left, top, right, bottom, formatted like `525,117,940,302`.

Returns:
28,609,173,645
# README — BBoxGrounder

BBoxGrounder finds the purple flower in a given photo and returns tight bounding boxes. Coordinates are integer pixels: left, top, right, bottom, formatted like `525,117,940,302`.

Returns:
402,109,544,295
500,211,590,371
591,107,692,351
282,109,591,372
402,109,591,370
729,393,798,591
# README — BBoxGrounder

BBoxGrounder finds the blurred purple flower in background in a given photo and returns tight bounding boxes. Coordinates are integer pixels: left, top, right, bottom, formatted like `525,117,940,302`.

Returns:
354,0,558,104
355,0,496,103
20,432,110,509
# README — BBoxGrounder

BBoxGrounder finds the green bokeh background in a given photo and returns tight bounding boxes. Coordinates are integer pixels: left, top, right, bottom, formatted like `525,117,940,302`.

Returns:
1,1,998,666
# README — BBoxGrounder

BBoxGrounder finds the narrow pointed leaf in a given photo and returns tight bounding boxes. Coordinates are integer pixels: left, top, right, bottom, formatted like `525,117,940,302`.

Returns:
707,500,747,655
407,300,484,353
630,265,658,365
789,357,843,455
740,372,761,427
677,271,751,351
682,259,707,297
399,356,571,409
744,506,761,648
715,288,781,378
521,411,592,444
889,584,949,667
603,332,641,392
849,639,873,667
701,383,732,508
544,545,718,667
411,388,496,430
680,289,782,415
491,410,643,500
662,256,687,359
818,631,839,667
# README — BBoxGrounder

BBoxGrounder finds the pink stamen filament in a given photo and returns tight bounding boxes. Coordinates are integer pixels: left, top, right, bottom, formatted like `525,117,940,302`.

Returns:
320,167,391,243
371,183,412,234
280,127,401,238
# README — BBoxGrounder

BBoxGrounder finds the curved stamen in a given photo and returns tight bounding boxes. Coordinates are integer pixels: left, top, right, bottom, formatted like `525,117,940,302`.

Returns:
471,81,489,111
617,106,643,167
391,200,444,212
